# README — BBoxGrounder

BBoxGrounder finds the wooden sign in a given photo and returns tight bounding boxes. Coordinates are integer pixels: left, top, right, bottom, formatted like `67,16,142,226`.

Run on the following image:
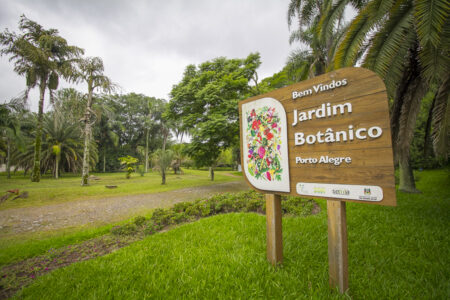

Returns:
239,67,396,206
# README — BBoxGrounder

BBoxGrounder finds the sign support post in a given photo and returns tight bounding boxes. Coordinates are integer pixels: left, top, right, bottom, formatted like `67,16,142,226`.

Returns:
266,193,283,265
327,200,348,293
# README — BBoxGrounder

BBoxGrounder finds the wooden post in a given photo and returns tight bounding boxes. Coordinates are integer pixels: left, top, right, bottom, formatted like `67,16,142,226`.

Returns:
266,193,282,265
327,200,348,293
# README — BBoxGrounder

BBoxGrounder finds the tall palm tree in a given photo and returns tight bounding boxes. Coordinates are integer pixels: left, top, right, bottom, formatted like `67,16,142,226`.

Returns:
333,0,449,192
0,15,83,182
78,57,115,186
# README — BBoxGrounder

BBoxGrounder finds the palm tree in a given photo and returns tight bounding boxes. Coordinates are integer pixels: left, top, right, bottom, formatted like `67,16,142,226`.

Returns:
42,114,91,178
13,113,96,178
0,99,26,178
78,57,115,186
152,149,174,185
286,0,353,79
0,15,84,182
332,0,449,192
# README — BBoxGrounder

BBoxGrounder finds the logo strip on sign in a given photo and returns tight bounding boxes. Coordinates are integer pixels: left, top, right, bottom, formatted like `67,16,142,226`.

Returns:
296,183,383,201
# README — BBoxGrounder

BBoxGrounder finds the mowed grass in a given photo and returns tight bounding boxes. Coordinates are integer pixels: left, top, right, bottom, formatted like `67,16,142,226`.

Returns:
0,225,113,267
15,169,449,299
0,169,238,210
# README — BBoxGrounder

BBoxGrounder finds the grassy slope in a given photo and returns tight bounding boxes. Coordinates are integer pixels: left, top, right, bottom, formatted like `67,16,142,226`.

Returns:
0,170,237,210
16,169,449,299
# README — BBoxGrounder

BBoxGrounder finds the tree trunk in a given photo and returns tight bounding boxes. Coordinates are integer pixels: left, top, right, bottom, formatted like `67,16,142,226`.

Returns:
162,129,167,152
398,154,419,193
6,137,11,179
161,168,166,185
103,150,106,173
209,166,214,181
55,154,60,179
32,79,46,182
396,74,425,193
423,94,436,158
145,128,149,172
81,85,93,186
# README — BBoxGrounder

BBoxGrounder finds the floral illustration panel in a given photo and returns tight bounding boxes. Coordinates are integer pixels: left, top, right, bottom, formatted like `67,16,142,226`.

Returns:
242,97,290,192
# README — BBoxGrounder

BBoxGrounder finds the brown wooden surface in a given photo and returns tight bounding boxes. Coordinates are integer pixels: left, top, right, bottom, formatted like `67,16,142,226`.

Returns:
266,194,283,265
239,67,396,206
327,200,348,293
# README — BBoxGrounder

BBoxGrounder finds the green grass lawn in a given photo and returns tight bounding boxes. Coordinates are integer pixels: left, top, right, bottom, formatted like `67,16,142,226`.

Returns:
0,225,114,268
13,169,449,299
0,169,238,210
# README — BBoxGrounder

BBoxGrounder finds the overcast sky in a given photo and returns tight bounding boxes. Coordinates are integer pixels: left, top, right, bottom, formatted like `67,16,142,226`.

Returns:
0,0,302,111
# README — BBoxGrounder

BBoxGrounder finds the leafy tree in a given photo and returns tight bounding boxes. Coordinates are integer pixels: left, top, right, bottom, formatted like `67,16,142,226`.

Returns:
118,155,138,179
78,57,115,186
167,53,261,180
108,93,165,158
258,68,295,93
94,99,120,172
0,15,84,182
332,0,449,192
141,97,166,172
53,88,86,127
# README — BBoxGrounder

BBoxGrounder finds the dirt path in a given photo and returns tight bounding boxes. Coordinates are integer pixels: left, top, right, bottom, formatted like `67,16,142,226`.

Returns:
0,181,249,236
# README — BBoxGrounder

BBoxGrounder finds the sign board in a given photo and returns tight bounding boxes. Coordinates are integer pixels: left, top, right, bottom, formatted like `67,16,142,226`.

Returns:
239,67,396,206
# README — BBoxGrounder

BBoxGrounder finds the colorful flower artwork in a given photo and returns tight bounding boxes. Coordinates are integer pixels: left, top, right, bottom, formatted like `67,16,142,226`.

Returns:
245,106,283,181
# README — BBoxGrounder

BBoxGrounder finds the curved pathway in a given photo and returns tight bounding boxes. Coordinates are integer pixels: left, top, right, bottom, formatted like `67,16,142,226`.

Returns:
0,181,249,236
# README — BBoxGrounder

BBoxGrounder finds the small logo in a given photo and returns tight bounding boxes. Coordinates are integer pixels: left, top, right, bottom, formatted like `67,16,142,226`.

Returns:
332,189,350,196
297,184,307,193
313,187,326,194
364,188,371,195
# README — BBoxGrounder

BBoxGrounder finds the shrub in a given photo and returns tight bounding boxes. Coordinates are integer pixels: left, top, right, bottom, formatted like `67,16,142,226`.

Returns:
134,216,147,227
111,224,137,236
170,212,188,225
185,201,211,218
144,223,163,236
111,190,318,237
173,202,191,213
151,208,173,226
137,165,145,177
118,156,139,179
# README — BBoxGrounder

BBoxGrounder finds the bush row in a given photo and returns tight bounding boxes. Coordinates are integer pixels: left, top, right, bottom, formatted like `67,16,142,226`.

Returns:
111,190,318,236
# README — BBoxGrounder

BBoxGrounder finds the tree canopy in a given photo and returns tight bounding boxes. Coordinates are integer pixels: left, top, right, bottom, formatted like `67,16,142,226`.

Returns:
166,53,261,179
